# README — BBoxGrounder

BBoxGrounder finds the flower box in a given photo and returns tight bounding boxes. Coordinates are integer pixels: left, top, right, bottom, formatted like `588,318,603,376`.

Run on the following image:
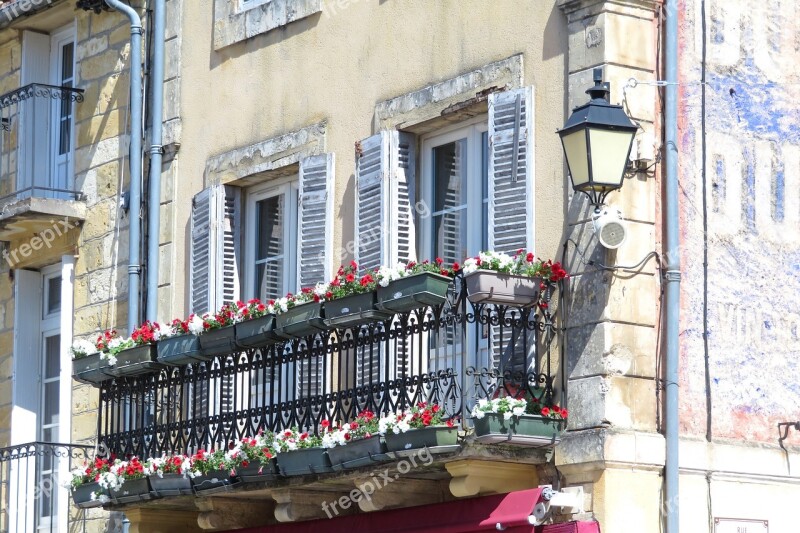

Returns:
198,325,237,357
464,271,542,306
108,477,154,504
276,447,333,476
156,334,212,365
323,292,393,329
113,344,164,377
72,353,116,386
72,482,105,508
384,426,458,453
235,314,282,348
326,435,388,470
377,272,452,312
473,413,565,447
148,472,193,496
191,469,238,494
275,302,328,338
237,458,280,483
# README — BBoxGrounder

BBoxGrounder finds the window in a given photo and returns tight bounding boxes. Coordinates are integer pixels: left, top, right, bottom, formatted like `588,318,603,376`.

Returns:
244,181,299,301
420,119,489,263
19,26,77,198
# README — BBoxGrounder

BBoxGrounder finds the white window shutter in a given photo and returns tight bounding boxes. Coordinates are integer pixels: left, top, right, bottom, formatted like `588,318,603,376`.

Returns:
19,31,51,193
355,130,417,271
189,185,241,314
298,153,335,288
488,86,535,254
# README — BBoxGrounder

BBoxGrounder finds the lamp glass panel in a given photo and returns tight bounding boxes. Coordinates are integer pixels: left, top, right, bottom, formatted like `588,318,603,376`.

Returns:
561,130,589,187
588,128,634,187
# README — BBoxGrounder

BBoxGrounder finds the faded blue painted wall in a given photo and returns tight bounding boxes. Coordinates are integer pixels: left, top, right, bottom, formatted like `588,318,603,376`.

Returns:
678,0,800,442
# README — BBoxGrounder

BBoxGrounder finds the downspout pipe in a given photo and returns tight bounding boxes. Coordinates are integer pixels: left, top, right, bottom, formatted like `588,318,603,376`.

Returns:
146,0,166,322
664,1,680,533
104,0,144,334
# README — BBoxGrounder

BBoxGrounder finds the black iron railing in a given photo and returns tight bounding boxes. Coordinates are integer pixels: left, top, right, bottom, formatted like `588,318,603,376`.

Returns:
0,441,93,533
0,83,84,208
98,277,561,458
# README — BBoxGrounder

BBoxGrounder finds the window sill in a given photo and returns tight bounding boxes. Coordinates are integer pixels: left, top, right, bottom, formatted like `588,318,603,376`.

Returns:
214,0,322,51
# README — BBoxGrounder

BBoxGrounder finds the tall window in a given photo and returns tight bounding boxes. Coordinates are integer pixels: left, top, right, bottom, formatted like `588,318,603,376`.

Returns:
38,269,61,530
421,119,489,264
245,181,299,301
50,30,75,193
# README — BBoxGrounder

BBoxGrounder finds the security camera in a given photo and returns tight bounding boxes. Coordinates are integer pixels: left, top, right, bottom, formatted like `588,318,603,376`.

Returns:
592,206,627,249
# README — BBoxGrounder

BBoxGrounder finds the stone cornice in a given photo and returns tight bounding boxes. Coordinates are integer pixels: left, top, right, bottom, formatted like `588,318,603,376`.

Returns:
558,0,661,21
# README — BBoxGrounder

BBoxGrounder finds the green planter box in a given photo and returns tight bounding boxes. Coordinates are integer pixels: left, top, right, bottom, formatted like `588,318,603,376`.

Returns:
148,473,193,496
473,413,565,447
198,325,237,357
237,458,279,483
72,482,106,508
72,353,116,386
157,334,212,366
235,314,282,348
464,271,542,307
114,344,164,377
276,447,333,476
326,435,389,470
377,272,452,312
108,477,154,504
191,469,238,494
323,292,393,329
384,426,458,453
275,302,328,338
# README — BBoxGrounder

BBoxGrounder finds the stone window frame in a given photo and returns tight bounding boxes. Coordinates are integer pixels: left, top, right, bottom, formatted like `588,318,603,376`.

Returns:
213,0,322,51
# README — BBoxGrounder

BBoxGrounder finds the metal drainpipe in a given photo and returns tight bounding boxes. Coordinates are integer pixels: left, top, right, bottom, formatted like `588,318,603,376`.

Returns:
104,0,144,334
664,1,680,532
145,0,166,322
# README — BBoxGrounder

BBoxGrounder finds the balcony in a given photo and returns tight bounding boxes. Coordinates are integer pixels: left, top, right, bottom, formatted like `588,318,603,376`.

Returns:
0,442,93,532
0,83,86,242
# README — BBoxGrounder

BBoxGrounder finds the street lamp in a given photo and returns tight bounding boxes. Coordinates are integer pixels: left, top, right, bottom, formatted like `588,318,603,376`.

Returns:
558,68,638,206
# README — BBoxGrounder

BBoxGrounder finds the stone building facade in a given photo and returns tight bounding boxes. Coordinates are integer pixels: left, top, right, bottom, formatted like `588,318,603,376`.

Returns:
0,0,795,532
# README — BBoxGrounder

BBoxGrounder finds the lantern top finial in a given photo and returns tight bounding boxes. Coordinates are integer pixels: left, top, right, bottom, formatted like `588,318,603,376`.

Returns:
587,67,610,102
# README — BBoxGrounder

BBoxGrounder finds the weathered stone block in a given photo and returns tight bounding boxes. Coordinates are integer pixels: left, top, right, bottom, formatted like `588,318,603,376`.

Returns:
567,321,657,379
567,269,658,326
77,35,108,61
79,47,129,81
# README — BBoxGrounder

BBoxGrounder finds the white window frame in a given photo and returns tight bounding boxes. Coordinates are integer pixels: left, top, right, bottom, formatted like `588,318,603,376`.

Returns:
48,25,76,195
419,116,489,262
243,178,299,301
238,0,270,11
213,0,322,50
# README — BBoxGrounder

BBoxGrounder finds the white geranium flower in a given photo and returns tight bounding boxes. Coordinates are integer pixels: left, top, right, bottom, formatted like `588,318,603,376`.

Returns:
313,282,330,297
187,315,205,335
99,351,117,365
503,411,513,420
71,339,97,358
474,409,485,419
462,257,479,275
512,406,525,417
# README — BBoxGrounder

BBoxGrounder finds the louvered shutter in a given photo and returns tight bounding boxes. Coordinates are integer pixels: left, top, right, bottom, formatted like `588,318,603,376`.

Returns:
294,154,334,400
189,185,241,314
354,131,417,386
488,87,535,374
488,87,534,254
19,31,51,194
189,185,240,437
298,153,334,288
355,131,417,270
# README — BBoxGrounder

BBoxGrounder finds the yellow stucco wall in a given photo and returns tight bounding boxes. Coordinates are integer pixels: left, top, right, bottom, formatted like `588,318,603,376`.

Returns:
172,0,569,318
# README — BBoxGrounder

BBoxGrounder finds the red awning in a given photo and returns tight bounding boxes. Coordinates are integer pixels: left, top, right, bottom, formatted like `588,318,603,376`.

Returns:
231,489,601,533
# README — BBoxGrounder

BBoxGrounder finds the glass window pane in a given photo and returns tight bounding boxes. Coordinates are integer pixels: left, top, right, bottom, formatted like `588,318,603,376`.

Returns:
432,140,468,265
47,276,61,314
44,334,60,379
43,381,59,426
255,195,284,300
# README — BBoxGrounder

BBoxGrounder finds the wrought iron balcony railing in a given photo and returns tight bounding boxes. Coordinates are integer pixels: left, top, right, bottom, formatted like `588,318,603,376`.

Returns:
98,277,562,459
0,441,93,533
0,83,84,207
